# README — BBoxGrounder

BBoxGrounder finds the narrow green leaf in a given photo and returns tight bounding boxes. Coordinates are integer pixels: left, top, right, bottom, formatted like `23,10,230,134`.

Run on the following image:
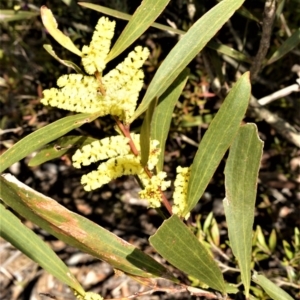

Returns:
236,6,260,23
276,0,286,20
149,215,225,293
252,272,294,300
78,3,250,63
207,40,251,64
268,229,277,253
78,2,132,21
0,9,39,22
78,2,131,21
0,174,175,281
151,69,189,172
43,45,83,73
266,28,300,65
0,112,101,173
28,136,97,167
105,0,170,62
202,48,225,86
40,6,82,56
185,72,251,215
132,0,246,121
78,2,185,36
0,204,84,296
223,124,263,297
140,98,158,167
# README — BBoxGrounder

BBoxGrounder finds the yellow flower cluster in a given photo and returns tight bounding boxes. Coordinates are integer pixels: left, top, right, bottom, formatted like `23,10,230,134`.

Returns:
82,17,115,74
41,17,149,123
74,134,162,192
172,166,191,219
139,172,171,208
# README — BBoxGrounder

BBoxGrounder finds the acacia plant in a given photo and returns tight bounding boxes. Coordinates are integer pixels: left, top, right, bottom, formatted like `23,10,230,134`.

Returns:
0,1,296,300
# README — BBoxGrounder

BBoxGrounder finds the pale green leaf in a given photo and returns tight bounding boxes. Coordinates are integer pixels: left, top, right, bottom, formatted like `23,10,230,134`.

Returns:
225,283,239,294
149,215,225,293
185,72,251,216
106,0,170,62
78,3,250,63
78,2,132,22
40,6,82,56
237,6,260,22
43,44,83,73
223,124,263,297
28,135,98,167
151,69,189,172
0,174,176,281
207,40,251,64
276,0,286,19
0,112,101,173
0,203,84,296
266,28,300,65
78,2,184,36
252,272,294,300
0,9,39,22
132,0,246,121
268,229,277,253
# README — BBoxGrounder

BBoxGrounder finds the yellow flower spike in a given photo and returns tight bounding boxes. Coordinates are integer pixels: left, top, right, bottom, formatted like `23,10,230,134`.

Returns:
41,74,111,114
139,172,171,208
82,17,116,74
72,135,131,168
172,166,191,219
102,46,150,123
81,154,143,191
72,132,161,192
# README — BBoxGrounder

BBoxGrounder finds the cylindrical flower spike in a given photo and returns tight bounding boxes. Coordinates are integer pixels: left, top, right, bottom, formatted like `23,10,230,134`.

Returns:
81,154,143,191
82,17,116,74
103,46,150,123
41,74,111,114
75,134,162,193
72,135,131,168
172,166,191,219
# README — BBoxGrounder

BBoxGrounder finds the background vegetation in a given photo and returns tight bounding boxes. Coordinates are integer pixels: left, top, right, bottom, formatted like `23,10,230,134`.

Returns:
0,0,299,299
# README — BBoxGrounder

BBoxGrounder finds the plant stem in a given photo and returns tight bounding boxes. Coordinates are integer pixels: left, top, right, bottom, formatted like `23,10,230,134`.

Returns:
114,117,173,215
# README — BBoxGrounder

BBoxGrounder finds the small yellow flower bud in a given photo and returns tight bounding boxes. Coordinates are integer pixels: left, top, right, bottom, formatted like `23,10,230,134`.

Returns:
139,172,170,208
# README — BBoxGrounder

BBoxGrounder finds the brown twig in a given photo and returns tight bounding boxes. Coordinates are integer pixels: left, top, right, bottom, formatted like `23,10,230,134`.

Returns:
95,71,106,96
249,96,300,147
250,0,276,82
114,118,139,156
